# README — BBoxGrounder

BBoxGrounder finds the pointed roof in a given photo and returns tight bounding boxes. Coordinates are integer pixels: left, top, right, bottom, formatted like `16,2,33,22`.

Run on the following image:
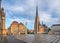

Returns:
36,5,38,17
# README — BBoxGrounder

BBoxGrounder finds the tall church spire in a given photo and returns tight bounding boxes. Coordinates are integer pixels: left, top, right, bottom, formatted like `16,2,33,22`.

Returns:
36,4,38,17
34,4,40,34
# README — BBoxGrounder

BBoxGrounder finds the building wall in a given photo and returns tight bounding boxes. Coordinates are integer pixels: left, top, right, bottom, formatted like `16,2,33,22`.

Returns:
51,26,60,32
38,26,45,33
50,25,60,35
19,23,27,35
8,22,27,35
37,25,48,34
9,21,19,35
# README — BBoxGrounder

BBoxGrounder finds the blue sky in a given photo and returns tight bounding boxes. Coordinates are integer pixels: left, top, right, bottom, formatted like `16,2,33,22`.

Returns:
1,0,60,30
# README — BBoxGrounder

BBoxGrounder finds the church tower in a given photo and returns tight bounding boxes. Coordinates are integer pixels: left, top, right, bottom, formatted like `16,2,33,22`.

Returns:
0,0,2,35
0,0,6,36
34,5,40,34
2,8,6,35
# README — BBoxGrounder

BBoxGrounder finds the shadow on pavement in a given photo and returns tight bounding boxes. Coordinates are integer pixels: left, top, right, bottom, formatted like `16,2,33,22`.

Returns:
0,35,8,43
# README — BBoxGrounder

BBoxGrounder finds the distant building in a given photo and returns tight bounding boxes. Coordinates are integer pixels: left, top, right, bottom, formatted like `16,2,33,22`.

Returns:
8,21,19,35
39,24,48,34
28,30,34,34
0,0,6,36
19,23,27,35
34,5,48,34
50,24,60,35
8,22,28,35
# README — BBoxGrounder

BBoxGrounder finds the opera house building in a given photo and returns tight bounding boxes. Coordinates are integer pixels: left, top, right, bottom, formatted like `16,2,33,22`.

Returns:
8,21,28,35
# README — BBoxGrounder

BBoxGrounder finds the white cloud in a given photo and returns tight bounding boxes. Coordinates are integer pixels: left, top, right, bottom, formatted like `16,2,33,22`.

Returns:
3,5,25,12
39,11,59,26
2,0,60,28
9,6,25,12
26,0,36,7
39,12,51,22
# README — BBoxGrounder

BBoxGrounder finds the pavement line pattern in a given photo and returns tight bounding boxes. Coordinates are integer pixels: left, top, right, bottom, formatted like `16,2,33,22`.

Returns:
14,34,60,43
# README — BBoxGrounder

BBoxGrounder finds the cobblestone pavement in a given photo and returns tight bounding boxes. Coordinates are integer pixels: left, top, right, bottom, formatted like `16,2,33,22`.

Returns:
6,35,27,43
14,34,35,43
14,34,60,43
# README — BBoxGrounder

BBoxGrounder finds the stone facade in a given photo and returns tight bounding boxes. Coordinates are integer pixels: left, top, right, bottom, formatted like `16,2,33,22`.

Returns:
39,25,48,34
8,21,19,35
8,21,27,35
19,23,27,35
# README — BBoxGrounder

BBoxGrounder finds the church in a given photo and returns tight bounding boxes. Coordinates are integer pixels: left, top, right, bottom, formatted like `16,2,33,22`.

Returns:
0,0,7,36
34,5,48,34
